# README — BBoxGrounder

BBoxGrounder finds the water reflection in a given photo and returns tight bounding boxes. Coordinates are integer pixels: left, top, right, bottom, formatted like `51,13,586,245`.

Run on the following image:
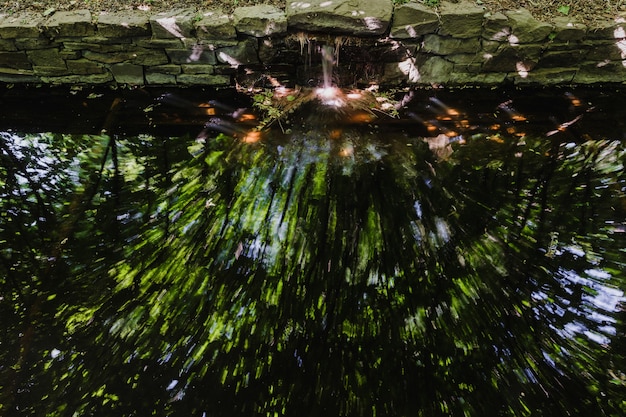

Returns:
1,91,625,417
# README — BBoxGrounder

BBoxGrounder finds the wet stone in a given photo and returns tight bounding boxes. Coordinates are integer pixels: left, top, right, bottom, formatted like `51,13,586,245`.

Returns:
176,73,231,85
110,62,144,84
40,72,113,84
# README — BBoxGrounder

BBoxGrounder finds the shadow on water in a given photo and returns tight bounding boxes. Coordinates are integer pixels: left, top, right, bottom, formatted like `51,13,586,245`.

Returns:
0,85,625,416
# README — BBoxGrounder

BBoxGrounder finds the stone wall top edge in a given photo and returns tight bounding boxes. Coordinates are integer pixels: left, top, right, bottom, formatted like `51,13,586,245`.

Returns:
1,3,626,40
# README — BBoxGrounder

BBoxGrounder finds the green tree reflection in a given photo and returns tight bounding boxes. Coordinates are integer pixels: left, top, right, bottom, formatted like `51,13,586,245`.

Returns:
1,120,625,416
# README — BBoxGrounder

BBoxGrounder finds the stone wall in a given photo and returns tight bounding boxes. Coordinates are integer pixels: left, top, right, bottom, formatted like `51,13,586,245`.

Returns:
1,0,626,88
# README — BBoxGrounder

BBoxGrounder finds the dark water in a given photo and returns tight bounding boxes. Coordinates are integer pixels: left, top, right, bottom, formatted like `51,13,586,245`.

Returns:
1,86,625,416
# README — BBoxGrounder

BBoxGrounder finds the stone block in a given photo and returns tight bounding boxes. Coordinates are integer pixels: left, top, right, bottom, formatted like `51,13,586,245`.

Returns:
0,51,31,69
552,17,587,41
81,36,133,45
504,9,553,43
583,40,626,61
83,50,131,64
512,67,577,85
150,8,197,39
134,38,184,49
0,39,17,51
418,55,454,83
438,1,485,38
482,44,542,72
176,73,231,85
578,59,626,74
182,37,238,49
390,3,439,39
381,58,421,84
421,35,481,55
82,47,166,65
538,49,588,68
97,11,151,37
196,10,236,40
166,46,217,64
131,48,169,66
483,12,510,42
44,10,95,38
216,38,259,66
181,64,215,74
341,42,417,63
27,48,66,67
482,39,503,53
0,71,40,83
66,58,106,74
15,38,59,50
146,72,177,85
233,5,287,37
33,65,69,76
213,65,238,75
63,41,129,52
586,18,626,40
40,72,114,84
0,13,43,39
287,0,393,36
448,71,508,85
146,64,181,75
110,63,144,84
60,50,82,60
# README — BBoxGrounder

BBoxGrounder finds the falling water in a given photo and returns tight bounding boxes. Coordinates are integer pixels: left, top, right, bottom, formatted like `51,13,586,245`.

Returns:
320,44,334,89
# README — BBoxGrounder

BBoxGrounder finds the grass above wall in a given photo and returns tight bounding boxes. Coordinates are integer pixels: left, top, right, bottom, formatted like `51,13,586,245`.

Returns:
0,0,624,24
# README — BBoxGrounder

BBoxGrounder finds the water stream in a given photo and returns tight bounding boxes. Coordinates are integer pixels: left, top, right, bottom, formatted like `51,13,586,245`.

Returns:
1,78,625,416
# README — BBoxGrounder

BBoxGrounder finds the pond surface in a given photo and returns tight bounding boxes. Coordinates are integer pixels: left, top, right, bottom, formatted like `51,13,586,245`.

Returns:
1,85,625,416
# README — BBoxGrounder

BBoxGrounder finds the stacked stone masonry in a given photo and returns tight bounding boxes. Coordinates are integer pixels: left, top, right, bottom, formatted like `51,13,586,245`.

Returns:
1,0,626,87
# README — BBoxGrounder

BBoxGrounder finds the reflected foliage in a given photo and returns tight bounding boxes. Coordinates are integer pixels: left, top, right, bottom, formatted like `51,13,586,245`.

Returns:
1,99,625,416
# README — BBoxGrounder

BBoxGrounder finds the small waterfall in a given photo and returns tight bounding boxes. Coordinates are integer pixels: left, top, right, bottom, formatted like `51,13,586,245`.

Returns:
320,44,334,89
